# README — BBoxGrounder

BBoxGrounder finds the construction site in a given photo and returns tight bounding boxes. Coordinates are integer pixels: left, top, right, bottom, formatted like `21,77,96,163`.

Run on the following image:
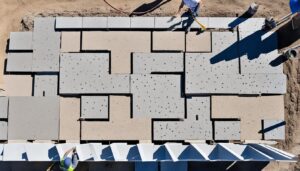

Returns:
0,0,300,170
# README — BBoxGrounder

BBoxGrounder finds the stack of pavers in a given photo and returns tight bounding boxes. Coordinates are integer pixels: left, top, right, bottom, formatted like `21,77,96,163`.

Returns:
3,17,286,144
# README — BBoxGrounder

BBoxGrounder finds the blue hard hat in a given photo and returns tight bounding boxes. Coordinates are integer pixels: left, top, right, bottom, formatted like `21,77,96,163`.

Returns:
64,157,72,168
290,0,300,13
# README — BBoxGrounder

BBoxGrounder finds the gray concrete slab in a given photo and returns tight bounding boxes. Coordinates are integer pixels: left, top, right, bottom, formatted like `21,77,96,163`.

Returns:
9,32,33,50
32,17,60,72
133,53,184,74
34,75,58,96
154,17,183,29
214,121,241,140
59,53,130,94
55,17,83,29
208,17,237,29
107,17,131,28
238,18,265,33
0,121,7,140
190,17,209,29
8,97,59,140
81,96,108,119
6,53,33,72
131,74,185,119
263,120,285,140
153,97,213,140
82,17,108,29
131,17,155,29
0,97,8,118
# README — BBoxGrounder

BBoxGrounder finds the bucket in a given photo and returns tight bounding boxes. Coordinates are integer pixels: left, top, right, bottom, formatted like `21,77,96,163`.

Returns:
285,49,298,59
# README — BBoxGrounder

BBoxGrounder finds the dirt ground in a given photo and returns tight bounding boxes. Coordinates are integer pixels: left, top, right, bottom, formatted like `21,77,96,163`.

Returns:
0,0,299,170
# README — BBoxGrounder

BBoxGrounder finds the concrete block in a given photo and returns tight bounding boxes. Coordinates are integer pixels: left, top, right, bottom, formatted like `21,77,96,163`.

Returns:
133,53,184,74
60,32,81,52
0,121,7,140
81,96,108,119
0,144,3,160
155,17,183,29
34,75,58,96
6,53,32,72
25,143,58,161
33,18,60,72
82,17,108,29
9,32,33,50
59,53,130,94
131,17,155,29
0,97,8,118
107,17,130,28
190,17,209,29
3,144,26,161
263,120,285,140
82,31,151,74
1,75,32,96
8,97,59,140
55,17,82,29
214,121,241,140
59,97,80,141
153,97,212,140
238,18,265,33
186,31,211,52
152,31,185,51
208,17,237,29
131,74,185,119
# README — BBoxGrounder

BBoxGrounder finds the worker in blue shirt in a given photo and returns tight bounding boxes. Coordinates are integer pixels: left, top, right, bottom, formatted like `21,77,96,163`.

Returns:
59,147,79,171
176,0,203,17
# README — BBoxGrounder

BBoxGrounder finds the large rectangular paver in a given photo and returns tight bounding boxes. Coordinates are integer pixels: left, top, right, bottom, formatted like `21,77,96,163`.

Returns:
107,17,130,28
0,121,7,140
263,120,285,140
60,97,80,141
9,32,33,50
59,53,130,94
186,31,211,52
155,17,183,29
152,31,185,51
133,53,184,74
61,32,81,52
1,75,32,96
82,31,151,73
214,121,241,140
81,96,108,119
154,97,212,140
208,17,237,29
131,74,185,119
8,97,59,140
0,97,8,118
56,17,82,29
34,75,58,96
32,17,60,72
131,17,155,29
82,17,108,29
6,53,32,72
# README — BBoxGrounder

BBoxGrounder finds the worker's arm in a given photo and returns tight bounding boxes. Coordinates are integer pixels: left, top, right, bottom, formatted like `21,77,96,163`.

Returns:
175,0,185,16
63,147,76,159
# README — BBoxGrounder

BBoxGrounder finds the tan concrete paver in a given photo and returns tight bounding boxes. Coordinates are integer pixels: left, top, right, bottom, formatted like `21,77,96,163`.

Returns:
152,31,185,51
186,31,211,52
212,95,284,140
82,31,151,74
0,75,32,96
59,97,80,141
60,32,81,53
81,96,151,141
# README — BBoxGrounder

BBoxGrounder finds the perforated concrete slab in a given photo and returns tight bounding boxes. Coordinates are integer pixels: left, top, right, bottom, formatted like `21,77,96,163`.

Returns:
107,17,131,28
0,97,8,118
0,121,7,140
81,96,152,141
9,32,33,50
60,32,81,52
152,31,185,51
133,53,184,74
154,97,212,140
263,120,285,140
34,75,58,96
59,53,130,94
186,32,211,52
32,17,60,72
8,97,59,140
81,96,108,119
6,53,32,72
214,121,241,140
1,75,32,96
82,17,108,29
155,17,183,29
82,31,151,73
56,17,82,29
131,17,155,29
131,74,184,119
60,97,80,141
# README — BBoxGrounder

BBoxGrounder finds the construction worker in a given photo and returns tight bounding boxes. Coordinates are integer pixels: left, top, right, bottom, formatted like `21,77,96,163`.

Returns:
59,147,79,171
176,0,203,17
